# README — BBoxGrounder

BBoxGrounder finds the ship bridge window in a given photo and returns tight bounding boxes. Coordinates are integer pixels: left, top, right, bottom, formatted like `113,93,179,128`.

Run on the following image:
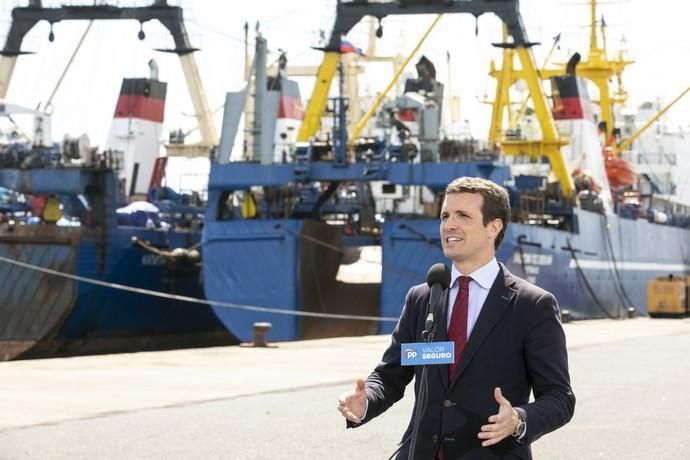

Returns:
217,190,259,221
217,191,238,221
381,183,397,195
218,187,302,221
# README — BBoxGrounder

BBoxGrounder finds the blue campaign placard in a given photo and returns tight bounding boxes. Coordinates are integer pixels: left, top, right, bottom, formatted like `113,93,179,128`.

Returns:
400,341,455,366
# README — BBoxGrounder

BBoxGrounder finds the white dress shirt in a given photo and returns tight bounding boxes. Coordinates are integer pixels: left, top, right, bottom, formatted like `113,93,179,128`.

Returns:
358,258,501,424
446,258,500,337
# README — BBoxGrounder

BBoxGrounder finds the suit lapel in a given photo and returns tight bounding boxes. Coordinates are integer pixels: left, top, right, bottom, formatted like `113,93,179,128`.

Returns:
434,288,450,389
450,264,517,386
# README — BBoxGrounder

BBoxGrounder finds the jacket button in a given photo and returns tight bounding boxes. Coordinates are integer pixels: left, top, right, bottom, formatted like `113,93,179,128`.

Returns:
443,400,452,407
432,435,439,443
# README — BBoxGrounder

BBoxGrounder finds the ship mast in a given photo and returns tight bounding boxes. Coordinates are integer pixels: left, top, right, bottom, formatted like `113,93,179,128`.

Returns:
489,0,633,142
578,0,633,140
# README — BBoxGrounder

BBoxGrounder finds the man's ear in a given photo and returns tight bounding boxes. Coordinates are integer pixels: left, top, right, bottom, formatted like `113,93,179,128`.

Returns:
488,218,503,239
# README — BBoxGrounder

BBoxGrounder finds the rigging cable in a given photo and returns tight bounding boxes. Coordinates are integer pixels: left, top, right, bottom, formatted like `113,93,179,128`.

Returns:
600,216,631,316
0,254,398,323
565,237,618,320
46,21,94,108
601,213,635,315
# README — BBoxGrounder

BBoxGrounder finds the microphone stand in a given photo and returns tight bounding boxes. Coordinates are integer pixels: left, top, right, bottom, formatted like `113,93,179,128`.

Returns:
408,309,438,460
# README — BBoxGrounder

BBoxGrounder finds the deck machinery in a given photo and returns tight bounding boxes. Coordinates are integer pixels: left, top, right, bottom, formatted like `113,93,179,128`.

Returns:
202,0,589,342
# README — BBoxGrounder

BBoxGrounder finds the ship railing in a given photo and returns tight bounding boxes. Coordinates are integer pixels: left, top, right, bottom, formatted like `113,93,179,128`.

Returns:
618,194,690,229
620,152,677,166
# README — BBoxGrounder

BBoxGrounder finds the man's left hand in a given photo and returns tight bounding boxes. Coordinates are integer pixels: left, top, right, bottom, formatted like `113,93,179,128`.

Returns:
478,387,518,447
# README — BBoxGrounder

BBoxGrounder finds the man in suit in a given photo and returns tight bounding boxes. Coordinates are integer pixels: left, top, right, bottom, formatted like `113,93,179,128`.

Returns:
337,177,575,459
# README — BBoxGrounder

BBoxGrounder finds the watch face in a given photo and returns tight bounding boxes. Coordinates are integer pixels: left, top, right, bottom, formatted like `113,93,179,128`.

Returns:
513,418,526,438
517,421,526,436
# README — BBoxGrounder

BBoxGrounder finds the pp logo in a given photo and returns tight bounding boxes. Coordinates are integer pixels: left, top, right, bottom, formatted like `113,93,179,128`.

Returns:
403,348,417,359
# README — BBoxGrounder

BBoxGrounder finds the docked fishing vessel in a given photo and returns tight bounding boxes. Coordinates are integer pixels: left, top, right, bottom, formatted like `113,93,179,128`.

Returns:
0,1,235,361
201,0,690,342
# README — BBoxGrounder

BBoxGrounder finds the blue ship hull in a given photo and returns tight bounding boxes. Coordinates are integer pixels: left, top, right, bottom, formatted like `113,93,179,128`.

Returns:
202,208,690,342
0,169,236,361
203,219,380,342
53,227,235,356
380,208,690,334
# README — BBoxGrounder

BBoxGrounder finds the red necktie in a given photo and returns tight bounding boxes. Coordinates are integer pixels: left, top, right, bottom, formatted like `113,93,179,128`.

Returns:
447,276,471,380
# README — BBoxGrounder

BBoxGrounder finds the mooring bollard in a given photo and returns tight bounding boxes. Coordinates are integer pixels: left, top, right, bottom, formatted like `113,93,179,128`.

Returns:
252,322,272,347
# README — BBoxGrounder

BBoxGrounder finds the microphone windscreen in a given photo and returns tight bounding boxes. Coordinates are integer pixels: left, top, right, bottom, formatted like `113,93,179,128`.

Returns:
426,263,451,290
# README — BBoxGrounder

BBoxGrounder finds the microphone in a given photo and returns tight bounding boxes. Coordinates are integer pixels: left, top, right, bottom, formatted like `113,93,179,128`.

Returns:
424,263,451,339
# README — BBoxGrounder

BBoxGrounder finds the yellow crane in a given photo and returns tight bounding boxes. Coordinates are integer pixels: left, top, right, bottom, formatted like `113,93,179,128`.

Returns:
488,0,633,143
488,0,688,166
297,0,576,196
615,86,690,156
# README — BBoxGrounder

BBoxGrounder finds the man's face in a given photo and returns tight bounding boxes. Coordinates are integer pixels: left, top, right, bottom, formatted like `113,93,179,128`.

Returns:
440,192,501,269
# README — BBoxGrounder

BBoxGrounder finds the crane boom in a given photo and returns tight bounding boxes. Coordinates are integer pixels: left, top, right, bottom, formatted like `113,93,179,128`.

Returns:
0,0,217,147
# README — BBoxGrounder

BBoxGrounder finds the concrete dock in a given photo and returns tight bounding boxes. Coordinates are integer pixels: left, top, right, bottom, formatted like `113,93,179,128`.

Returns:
1,318,689,459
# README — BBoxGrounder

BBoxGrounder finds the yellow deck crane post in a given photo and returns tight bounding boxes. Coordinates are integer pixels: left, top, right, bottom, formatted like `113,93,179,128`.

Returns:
486,26,572,197
269,17,405,145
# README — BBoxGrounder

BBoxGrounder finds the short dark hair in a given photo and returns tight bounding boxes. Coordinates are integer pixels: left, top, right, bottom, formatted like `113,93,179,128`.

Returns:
445,177,510,249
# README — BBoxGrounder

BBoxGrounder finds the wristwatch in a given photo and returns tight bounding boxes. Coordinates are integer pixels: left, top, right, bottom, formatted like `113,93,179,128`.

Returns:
512,410,526,438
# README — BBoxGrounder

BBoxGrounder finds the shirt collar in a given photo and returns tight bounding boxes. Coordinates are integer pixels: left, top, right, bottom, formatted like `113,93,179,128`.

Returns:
450,258,500,290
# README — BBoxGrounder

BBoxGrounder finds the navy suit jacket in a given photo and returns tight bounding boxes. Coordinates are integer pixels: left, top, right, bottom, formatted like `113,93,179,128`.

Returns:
351,263,575,459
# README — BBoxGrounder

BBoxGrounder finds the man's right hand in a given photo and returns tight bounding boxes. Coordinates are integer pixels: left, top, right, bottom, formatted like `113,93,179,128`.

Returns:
337,378,367,424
